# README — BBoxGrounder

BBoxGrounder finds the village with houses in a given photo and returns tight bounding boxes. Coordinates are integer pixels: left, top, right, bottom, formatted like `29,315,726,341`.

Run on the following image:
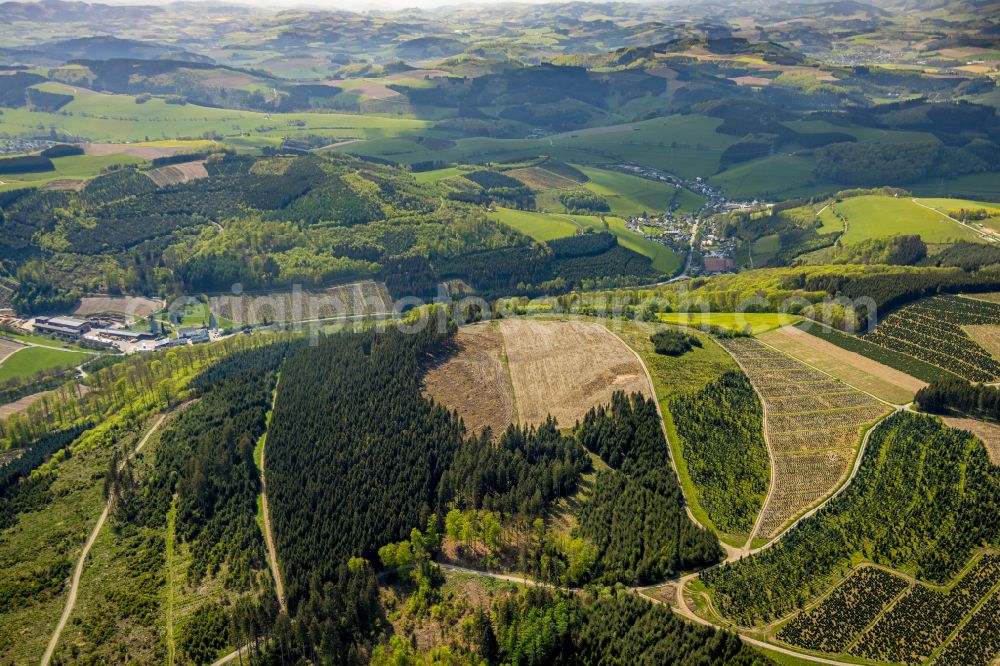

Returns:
612,161,761,276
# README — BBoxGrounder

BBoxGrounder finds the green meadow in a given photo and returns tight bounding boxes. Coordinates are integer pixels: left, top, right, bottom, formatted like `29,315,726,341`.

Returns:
0,347,91,382
0,153,146,191
339,114,733,178
489,208,682,274
489,207,586,241
833,195,983,244
577,166,678,217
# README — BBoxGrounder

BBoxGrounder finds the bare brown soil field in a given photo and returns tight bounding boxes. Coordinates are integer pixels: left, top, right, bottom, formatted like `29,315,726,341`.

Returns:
144,161,208,187
0,337,25,363
41,179,86,191
962,325,1000,362
325,80,401,99
719,337,890,541
500,319,653,427
731,76,773,86
939,47,994,58
506,166,581,191
422,322,515,438
73,295,162,318
209,280,391,324
83,143,189,159
759,326,925,404
942,417,1000,465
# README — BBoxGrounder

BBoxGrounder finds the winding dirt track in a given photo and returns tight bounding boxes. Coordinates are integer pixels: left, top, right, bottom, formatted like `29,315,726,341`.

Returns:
41,412,168,666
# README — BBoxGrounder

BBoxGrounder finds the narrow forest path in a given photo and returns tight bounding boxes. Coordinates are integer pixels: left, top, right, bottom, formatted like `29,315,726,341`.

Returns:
41,412,168,666
258,380,287,615
260,431,286,614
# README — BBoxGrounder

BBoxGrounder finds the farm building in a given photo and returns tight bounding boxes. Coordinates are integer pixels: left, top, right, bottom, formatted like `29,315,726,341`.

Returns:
33,316,91,339
177,327,210,343
98,329,155,342
703,256,736,273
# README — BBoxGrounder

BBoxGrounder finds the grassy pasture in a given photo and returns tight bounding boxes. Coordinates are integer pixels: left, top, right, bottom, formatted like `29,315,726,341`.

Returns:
340,114,733,178
489,207,579,241
910,172,1000,200
1,331,92,352
711,154,829,200
577,166,678,217
0,347,91,382
0,154,146,191
604,216,682,274
833,195,982,244
412,166,465,183
605,318,744,546
915,197,1000,233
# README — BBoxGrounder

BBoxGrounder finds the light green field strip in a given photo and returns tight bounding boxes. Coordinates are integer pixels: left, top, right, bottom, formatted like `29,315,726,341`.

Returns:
0,88,428,143
0,347,91,383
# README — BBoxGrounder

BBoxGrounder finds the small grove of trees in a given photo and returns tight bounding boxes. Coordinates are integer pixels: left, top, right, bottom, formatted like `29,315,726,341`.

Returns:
650,329,702,356
916,379,1000,420
557,189,609,213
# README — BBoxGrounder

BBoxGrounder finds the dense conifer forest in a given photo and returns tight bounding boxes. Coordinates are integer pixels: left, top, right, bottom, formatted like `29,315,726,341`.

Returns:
576,391,723,583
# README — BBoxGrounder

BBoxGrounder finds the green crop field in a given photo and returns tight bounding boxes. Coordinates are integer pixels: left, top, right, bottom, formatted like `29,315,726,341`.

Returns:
0,346,90,382
832,195,983,244
657,312,802,335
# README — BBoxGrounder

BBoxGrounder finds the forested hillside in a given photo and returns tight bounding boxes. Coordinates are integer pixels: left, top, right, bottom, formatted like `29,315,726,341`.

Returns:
576,391,723,583
0,151,663,313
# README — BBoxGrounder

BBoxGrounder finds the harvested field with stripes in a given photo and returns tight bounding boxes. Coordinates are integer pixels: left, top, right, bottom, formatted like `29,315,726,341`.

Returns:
144,160,208,187
719,337,891,540
500,319,653,427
